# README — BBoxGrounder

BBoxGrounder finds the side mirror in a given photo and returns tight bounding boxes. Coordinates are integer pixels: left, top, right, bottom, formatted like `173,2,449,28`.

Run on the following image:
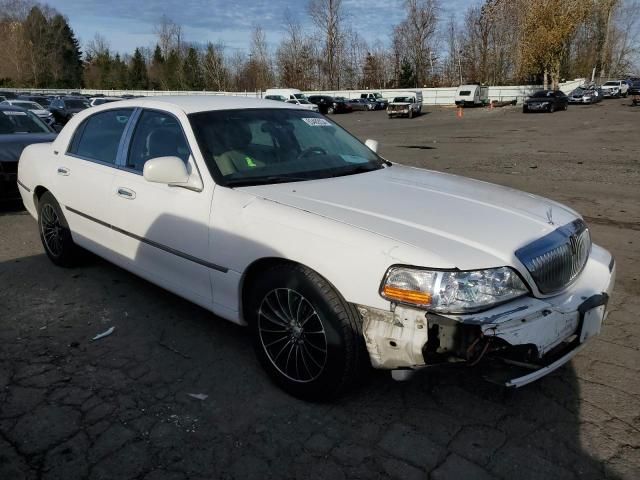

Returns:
365,139,379,153
143,156,189,184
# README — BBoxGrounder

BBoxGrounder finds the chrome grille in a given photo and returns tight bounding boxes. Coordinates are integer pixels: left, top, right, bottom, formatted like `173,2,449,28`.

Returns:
516,219,591,294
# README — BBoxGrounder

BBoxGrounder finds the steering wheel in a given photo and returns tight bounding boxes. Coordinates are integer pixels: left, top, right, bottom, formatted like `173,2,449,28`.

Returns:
297,147,327,160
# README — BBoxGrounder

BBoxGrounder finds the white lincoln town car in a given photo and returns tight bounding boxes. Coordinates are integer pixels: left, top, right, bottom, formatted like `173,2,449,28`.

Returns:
17,96,615,399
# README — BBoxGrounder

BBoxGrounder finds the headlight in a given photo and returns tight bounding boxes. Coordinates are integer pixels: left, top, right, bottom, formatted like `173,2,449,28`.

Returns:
380,266,528,313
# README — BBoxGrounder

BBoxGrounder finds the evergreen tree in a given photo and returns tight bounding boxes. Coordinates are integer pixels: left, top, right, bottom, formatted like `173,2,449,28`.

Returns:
22,7,50,87
109,53,128,89
48,14,83,88
398,58,415,88
164,49,182,90
149,45,164,89
129,48,148,89
182,46,203,90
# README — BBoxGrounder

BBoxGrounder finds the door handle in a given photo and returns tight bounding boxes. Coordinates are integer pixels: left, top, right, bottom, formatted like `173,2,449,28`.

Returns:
57,167,70,176
117,187,136,199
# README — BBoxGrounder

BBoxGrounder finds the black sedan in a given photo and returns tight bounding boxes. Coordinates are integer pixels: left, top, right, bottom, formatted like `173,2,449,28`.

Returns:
49,96,90,125
307,95,354,114
0,105,57,204
523,90,569,113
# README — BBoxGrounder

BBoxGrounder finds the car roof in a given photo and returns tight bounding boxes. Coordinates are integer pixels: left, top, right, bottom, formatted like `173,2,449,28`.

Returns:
111,95,301,114
0,104,28,111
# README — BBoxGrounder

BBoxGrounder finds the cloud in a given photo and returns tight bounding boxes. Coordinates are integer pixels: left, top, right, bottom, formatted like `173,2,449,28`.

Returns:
53,0,478,54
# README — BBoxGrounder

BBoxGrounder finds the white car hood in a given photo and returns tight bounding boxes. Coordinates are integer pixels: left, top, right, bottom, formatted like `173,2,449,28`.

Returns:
244,165,579,269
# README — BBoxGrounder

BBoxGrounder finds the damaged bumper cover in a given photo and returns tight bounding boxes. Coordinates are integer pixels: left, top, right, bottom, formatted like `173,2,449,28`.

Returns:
359,245,615,387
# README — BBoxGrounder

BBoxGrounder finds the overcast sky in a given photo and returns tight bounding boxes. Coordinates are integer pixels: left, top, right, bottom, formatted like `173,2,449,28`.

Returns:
52,0,478,55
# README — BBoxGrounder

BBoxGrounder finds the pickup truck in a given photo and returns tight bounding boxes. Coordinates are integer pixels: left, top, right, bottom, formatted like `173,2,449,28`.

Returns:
387,91,423,118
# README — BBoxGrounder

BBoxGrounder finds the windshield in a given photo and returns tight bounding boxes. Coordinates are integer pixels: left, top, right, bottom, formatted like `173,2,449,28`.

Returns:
189,108,384,186
293,93,306,100
459,91,471,96
0,110,51,134
65,99,90,109
393,97,412,102
532,91,552,98
572,88,585,95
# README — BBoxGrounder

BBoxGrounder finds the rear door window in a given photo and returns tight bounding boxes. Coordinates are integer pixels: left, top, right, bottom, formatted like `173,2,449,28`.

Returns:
68,109,133,164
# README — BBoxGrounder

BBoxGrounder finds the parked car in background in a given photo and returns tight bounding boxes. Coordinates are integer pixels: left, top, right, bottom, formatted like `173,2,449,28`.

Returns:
264,88,306,101
360,92,388,110
0,91,18,100
347,98,373,111
285,99,319,112
387,91,423,118
601,80,629,98
16,95,615,399
628,80,640,106
0,104,56,203
49,97,90,125
329,97,353,114
18,95,52,108
523,90,568,113
568,85,602,104
89,97,123,107
455,84,489,107
307,95,335,114
1,100,55,125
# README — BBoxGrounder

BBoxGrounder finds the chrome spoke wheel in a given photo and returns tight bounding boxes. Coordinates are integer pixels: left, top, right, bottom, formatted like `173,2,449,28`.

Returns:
258,288,327,383
40,204,64,257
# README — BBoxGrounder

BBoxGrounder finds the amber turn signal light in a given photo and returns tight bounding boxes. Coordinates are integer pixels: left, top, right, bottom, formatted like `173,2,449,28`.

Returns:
382,285,432,306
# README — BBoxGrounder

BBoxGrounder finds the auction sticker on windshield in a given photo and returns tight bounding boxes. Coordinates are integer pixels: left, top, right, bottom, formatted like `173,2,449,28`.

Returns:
302,117,332,127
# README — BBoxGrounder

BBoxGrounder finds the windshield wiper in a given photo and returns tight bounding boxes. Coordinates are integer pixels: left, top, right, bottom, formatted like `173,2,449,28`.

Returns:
226,175,312,187
328,164,383,178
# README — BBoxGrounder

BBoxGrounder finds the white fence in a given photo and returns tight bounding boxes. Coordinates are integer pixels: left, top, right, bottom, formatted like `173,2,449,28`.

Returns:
4,79,585,106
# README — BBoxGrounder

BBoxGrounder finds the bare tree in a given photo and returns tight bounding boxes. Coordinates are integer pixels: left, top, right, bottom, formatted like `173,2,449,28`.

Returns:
154,14,183,58
308,0,344,89
202,42,229,91
275,12,317,89
394,0,439,87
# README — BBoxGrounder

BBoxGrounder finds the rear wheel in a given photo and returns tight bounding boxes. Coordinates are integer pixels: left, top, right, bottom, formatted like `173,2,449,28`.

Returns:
328,106,335,114
246,263,366,401
549,104,555,113
38,192,80,267
408,109,414,119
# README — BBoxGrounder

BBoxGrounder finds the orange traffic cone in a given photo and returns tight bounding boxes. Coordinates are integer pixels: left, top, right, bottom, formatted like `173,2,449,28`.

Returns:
456,107,463,119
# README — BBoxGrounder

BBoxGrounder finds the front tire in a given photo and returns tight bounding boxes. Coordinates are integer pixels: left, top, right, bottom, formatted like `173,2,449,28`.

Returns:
38,192,80,267
246,263,366,401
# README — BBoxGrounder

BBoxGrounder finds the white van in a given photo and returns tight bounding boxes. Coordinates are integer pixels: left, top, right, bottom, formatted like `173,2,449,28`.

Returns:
264,88,306,101
455,85,489,107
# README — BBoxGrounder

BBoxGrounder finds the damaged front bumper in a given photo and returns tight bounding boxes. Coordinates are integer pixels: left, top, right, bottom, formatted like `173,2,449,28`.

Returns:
358,245,616,387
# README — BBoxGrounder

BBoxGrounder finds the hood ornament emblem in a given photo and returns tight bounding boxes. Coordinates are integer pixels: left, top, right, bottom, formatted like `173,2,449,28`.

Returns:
546,206,554,225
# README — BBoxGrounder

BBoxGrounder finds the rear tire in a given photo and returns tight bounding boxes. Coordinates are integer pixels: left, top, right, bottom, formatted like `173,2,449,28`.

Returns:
408,109,414,119
246,263,367,401
38,192,80,267
549,104,555,113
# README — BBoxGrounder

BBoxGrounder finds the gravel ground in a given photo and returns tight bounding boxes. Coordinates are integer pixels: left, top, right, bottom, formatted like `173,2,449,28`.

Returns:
1,98,639,479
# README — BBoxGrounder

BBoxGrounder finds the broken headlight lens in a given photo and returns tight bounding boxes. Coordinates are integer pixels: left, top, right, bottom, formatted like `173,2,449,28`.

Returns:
380,266,528,313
